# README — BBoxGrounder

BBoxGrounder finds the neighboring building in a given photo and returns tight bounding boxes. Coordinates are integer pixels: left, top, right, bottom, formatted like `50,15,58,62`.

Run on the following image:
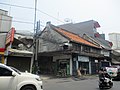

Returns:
38,22,105,76
0,9,33,72
111,50,120,65
83,34,112,60
0,9,12,32
59,20,100,37
109,33,120,50
109,33,120,65
0,9,12,63
6,31,33,72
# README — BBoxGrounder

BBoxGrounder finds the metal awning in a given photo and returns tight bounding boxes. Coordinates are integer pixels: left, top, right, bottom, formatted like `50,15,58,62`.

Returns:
8,48,33,54
112,59,120,64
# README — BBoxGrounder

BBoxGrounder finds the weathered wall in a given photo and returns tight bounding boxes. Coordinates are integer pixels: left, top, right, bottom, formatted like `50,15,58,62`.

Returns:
38,27,69,52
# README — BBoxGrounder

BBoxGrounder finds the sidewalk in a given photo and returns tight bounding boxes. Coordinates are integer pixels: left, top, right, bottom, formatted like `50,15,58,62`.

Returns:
40,75,56,80
40,74,98,80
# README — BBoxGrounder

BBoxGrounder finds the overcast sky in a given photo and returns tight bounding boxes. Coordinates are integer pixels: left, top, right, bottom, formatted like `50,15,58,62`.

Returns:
0,0,120,40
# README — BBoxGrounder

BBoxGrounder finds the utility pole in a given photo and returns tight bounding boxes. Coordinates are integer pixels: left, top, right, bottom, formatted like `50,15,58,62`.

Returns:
30,0,39,74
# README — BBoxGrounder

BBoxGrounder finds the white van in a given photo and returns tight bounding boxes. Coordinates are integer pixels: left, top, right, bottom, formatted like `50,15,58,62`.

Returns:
105,67,118,78
0,63,43,90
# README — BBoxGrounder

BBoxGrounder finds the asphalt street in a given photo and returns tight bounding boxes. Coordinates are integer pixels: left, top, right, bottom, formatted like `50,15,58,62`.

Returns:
43,77,120,90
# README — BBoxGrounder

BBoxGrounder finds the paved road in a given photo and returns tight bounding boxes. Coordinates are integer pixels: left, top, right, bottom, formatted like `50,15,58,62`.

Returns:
43,77,120,90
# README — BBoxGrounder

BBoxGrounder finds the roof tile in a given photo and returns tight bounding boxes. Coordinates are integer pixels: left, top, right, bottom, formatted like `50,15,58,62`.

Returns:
55,27,99,48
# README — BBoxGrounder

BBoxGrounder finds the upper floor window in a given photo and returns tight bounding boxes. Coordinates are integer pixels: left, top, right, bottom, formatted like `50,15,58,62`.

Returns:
82,46,90,52
91,48,101,54
73,44,81,51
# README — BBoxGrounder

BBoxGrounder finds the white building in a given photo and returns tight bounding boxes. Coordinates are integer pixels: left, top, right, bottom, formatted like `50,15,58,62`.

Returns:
0,9,12,32
109,33,120,50
0,9,12,48
0,9,12,63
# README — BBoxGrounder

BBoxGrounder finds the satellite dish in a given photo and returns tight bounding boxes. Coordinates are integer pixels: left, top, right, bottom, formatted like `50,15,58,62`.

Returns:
64,18,71,22
18,44,24,50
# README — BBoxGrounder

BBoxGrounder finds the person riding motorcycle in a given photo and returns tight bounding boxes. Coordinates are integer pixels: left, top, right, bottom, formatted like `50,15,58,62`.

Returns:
98,67,113,89
99,68,111,80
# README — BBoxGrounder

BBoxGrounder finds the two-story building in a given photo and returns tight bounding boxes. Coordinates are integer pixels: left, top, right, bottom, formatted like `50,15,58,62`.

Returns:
59,20,112,67
37,22,104,76
0,9,33,72
5,30,33,72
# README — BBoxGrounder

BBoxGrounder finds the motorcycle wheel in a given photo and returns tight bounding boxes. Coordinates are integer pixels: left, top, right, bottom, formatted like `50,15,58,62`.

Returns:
99,86,103,89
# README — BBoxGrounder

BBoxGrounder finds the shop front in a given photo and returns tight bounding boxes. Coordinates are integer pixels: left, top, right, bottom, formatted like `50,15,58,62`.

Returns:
56,59,70,77
78,56,90,75
53,55,72,77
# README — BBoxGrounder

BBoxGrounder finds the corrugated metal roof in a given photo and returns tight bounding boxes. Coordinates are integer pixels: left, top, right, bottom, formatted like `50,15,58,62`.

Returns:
93,37,112,50
8,49,33,54
58,20,100,37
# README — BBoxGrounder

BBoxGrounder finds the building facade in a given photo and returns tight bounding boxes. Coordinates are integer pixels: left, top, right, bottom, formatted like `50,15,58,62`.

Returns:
5,31,33,72
0,9,12,63
109,33,120,50
59,20,112,66
38,22,104,76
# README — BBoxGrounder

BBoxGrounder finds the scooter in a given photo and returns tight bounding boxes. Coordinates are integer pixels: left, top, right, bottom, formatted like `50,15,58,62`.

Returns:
99,77,113,89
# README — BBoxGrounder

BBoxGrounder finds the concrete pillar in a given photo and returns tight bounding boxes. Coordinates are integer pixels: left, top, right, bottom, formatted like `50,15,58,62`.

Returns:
4,57,7,64
76,60,79,70
30,56,34,73
70,58,72,75
89,61,92,74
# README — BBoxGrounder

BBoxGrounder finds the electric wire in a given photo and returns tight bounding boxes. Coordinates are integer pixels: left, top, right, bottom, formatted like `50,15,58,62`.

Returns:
0,2,65,24
0,2,82,36
0,18,45,27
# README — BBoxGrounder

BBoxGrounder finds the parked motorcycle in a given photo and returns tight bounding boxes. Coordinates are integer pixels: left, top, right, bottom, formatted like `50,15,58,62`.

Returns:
99,77,113,89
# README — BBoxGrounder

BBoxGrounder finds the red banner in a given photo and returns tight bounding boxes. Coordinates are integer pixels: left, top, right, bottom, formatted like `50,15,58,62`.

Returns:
5,27,15,45
0,48,5,52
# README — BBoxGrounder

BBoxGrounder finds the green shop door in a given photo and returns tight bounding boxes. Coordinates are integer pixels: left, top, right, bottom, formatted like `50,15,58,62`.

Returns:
67,63,70,75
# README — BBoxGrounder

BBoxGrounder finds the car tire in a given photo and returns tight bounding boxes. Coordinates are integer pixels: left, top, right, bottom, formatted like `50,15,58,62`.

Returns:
21,85,36,90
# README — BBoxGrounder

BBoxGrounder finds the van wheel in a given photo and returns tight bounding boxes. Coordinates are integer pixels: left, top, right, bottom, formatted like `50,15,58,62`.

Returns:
21,85,36,90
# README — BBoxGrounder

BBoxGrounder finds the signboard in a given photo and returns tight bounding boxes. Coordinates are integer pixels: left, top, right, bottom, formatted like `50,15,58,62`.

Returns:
78,56,89,62
5,27,15,45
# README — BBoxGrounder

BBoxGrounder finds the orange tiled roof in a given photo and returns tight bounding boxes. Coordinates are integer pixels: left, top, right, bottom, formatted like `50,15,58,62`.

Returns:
55,27,99,48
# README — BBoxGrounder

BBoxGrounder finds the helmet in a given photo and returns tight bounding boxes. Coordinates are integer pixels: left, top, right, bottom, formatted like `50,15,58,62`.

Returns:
100,67,106,71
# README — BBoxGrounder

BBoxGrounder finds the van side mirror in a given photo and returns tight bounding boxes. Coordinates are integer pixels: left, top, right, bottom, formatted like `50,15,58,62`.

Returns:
12,72,16,77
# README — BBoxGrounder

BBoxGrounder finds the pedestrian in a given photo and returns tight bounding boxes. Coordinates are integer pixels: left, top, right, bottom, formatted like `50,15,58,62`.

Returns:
77,67,82,77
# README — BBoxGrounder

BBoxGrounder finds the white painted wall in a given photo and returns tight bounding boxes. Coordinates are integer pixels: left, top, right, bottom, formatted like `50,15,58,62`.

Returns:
109,33,120,50
0,10,12,48
0,15,12,32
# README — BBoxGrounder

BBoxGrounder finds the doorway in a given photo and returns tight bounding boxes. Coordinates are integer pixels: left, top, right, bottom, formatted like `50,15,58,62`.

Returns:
57,59,70,77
